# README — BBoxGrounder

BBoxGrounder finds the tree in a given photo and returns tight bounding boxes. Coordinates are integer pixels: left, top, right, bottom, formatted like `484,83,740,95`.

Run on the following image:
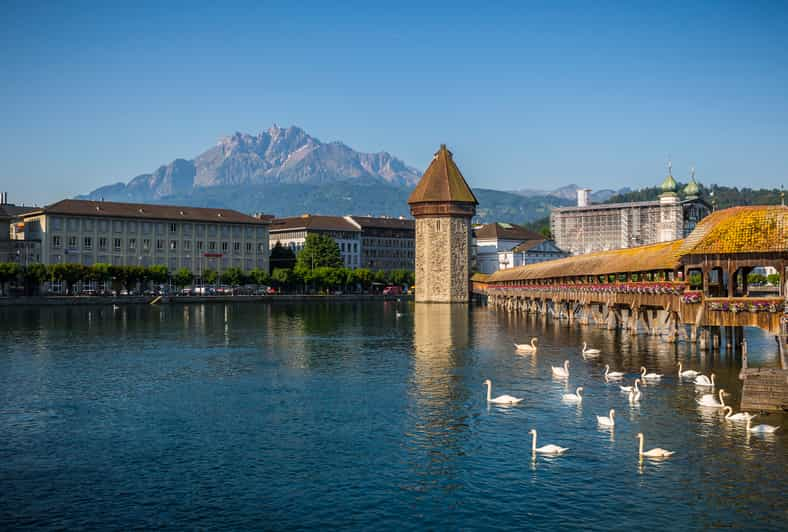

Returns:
248,268,270,286
221,267,244,287
49,263,87,294
373,269,389,285
269,241,296,272
352,268,373,290
146,265,169,285
90,263,112,284
271,268,293,290
172,267,194,288
202,268,218,285
0,262,21,296
23,263,49,295
390,269,414,287
767,273,780,286
296,234,343,272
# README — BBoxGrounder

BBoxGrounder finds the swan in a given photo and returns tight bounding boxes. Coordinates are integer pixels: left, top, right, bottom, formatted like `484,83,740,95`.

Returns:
694,373,715,387
597,409,615,427
483,379,523,405
112,304,120,310
723,406,756,423
746,417,780,434
582,342,601,355
514,338,538,352
562,386,583,403
677,362,700,379
604,364,625,380
529,429,568,455
620,378,641,393
637,433,674,458
697,389,726,408
628,387,641,403
640,366,663,381
551,360,570,378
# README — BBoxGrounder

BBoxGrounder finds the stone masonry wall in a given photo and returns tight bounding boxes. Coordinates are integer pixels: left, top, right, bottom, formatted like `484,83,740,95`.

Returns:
415,216,471,303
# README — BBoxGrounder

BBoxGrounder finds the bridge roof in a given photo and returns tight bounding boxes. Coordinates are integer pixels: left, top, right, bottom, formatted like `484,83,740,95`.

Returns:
678,205,787,255
488,239,683,282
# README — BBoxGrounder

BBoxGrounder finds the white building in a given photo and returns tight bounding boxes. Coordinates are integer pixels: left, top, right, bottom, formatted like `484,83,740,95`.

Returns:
472,222,568,274
15,199,270,275
269,215,362,268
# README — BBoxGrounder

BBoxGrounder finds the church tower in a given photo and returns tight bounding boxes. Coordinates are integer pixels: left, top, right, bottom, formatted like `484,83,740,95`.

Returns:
408,145,478,303
658,162,682,242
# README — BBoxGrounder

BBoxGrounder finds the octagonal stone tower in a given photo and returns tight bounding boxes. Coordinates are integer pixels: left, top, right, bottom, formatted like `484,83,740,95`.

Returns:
408,145,478,303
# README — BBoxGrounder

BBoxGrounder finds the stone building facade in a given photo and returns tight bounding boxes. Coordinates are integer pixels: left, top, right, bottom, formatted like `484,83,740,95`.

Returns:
408,145,478,303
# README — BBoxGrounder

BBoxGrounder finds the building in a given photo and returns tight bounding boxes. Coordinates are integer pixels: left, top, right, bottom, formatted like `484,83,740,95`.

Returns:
348,216,414,271
269,215,362,268
550,167,710,255
15,199,270,275
472,222,567,274
0,193,41,264
408,144,478,303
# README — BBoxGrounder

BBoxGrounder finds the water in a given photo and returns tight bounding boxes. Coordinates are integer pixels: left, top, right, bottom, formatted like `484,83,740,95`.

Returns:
0,302,786,530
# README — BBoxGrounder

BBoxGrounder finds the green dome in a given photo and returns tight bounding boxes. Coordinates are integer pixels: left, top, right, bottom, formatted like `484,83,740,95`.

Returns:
660,173,678,194
683,178,700,197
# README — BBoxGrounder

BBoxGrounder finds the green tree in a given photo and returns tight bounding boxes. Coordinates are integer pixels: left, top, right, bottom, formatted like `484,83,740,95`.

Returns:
202,268,218,285
248,268,270,286
390,269,414,287
172,267,194,288
221,267,244,286
767,273,780,286
90,263,113,284
271,267,293,290
146,265,169,285
373,269,389,285
0,262,22,296
352,268,373,290
269,241,296,272
23,263,49,295
296,234,343,272
49,263,87,294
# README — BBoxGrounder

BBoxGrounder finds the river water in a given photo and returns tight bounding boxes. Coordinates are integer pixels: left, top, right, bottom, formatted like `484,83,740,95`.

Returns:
0,302,785,530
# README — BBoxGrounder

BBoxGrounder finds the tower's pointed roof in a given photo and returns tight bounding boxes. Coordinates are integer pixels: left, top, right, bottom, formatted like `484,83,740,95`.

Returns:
408,145,478,205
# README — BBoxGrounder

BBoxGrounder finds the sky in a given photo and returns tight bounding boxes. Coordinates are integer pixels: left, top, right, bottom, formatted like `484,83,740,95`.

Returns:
1,0,786,205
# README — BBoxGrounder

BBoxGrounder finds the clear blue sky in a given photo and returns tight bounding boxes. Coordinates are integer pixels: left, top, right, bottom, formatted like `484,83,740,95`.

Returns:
1,1,786,205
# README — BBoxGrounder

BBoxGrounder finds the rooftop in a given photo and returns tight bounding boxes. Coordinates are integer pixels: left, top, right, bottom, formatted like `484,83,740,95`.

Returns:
270,215,360,233
23,199,268,225
474,222,544,241
678,205,787,255
407,145,478,205
348,216,414,230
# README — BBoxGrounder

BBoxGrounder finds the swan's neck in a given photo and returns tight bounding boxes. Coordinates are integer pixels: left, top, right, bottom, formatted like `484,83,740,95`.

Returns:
724,407,731,419
678,362,682,375
604,366,609,377
718,390,725,406
486,383,491,402
711,374,715,386
634,380,640,391
531,431,537,453
531,338,537,348
610,409,615,420
641,368,646,377
638,435,644,455
564,361,569,371
576,388,582,399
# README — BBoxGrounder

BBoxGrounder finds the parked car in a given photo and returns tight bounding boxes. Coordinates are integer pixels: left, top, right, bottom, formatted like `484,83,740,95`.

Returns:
194,286,215,295
382,285,402,296
79,289,97,296
180,287,194,296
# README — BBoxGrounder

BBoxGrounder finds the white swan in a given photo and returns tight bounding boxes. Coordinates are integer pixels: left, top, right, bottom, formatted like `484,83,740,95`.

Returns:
395,311,403,318
746,417,780,434
562,386,583,403
514,338,538,352
697,389,726,408
677,362,699,379
637,432,675,458
628,387,641,403
530,429,568,455
694,373,715,387
582,342,601,355
597,409,615,427
551,360,570,378
722,406,756,422
483,379,523,405
620,378,641,393
112,304,120,310
604,364,625,380
640,366,663,381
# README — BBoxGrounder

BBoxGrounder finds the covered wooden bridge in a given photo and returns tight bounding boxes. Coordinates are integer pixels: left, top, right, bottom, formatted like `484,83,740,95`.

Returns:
473,205,788,411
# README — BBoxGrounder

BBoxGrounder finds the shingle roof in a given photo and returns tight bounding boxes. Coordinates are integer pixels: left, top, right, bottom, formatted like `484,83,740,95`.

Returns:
488,239,684,282
0,204,39,218
349,216,414,230
474,222,544,241
26,199,268,225
511,239,547,253
678,205,787,255
270,215,360,232
407,145,478,205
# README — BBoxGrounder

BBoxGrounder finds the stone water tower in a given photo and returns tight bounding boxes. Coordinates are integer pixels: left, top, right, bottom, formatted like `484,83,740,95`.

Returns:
408,145,478,303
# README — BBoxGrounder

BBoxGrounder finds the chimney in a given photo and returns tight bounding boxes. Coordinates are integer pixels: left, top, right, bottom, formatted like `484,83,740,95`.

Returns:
0,192,7,205
577,188,591,207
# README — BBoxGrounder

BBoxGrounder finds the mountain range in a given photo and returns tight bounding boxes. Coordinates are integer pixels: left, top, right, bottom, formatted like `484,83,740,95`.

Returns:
79,125,584,223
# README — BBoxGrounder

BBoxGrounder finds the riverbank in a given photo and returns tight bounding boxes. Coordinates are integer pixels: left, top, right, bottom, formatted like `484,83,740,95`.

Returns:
0,294,413,307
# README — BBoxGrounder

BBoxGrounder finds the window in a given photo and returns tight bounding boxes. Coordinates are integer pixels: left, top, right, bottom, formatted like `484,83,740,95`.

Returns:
128,238,136,250
113,238,122,250
52,235,62,248
169,223,178,233
99,237,107,250
354,243,358,253
208,241,216,251
156,239,164,250
246,242,252,252
184,241,191,251
68,236,78,249
221,242,228,252
84,237,92,249
170,240,177,250
143,239,150,250
233,242,240,253
197,241,204,251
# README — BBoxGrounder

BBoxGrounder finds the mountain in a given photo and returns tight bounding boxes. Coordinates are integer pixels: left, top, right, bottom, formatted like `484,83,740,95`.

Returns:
79,124,572,224
512,184,629,203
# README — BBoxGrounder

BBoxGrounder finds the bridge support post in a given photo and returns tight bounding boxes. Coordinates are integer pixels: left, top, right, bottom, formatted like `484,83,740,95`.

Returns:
699,328,709,350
